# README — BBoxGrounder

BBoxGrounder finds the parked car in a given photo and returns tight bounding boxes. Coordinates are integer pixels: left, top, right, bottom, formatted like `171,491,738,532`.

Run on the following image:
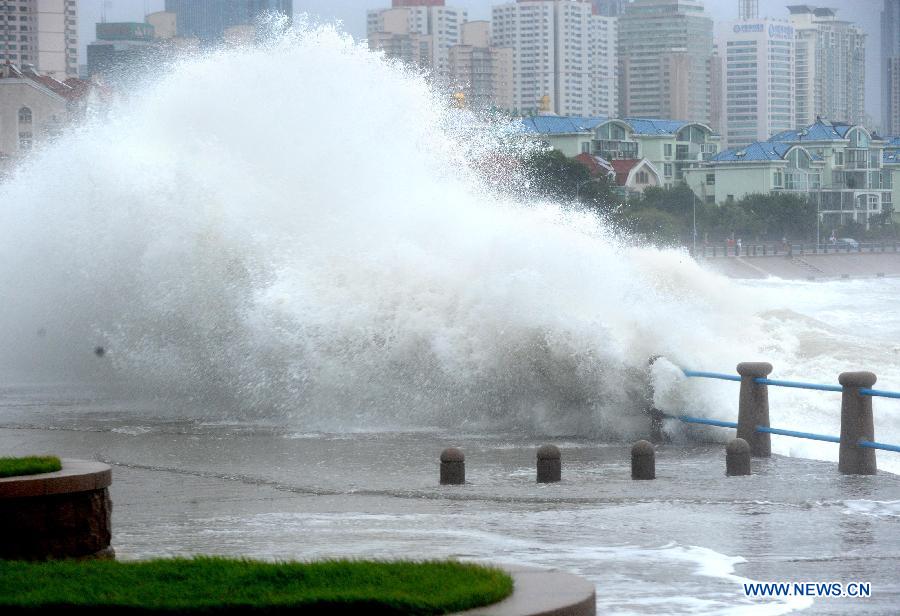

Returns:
835,238,859,248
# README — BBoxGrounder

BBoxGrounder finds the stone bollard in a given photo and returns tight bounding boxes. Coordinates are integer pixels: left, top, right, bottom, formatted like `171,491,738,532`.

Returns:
838,372,877,475
631,440,655,480
737,362,773,457
536,444,561,483
440,448,465,485
726,438,752,476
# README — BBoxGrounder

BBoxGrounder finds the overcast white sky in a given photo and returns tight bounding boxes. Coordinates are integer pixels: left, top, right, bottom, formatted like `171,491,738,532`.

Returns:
79,0,883,121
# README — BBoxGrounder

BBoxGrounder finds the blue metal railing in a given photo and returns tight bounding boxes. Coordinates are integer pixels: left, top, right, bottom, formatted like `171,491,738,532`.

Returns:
674,415,738,429
755,426,841,444
680,367,900,398
754,378,844,393
859,440,900,453
859,388,900,400
681,370,742,382
666,366,900,454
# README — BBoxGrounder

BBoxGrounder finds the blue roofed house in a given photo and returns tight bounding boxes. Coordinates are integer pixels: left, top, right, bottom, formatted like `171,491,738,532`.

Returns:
882,137,900,222
519,115,720,189
518,116,607,157
684,119,892,231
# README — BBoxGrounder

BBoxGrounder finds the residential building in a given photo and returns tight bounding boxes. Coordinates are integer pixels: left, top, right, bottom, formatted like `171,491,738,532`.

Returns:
448,21,513,111
574,151,663,196
709,44,724,137
519,114,720,188
145,12,177,40
0,0,78,80
684,119,890,230
367,0,466,81
789,5,866,128
618,0,713,124
86,22,158,83
593,0,626,16
716,18,795,148
491,0,617,117
164,0,292,43
0,62,94,167
882,137,900,219
519,115,606,157
883,0,900,135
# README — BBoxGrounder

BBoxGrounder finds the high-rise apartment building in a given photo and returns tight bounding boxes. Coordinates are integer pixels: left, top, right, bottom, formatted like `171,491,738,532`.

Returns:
618,0,713,124
789,5,865,127
448,21,514,110
592,0,626,16
491,0,617,117
164,0,292,43
0,0,78,79
367,0,466,81
717,18,795,147
883,0,900,135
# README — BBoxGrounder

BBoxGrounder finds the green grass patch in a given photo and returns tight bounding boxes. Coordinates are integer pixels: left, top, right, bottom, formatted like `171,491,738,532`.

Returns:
0,558,513,614
0,456,62,478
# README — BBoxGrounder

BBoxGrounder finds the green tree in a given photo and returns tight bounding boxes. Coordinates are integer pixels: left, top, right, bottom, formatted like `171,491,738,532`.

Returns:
520,149,615,214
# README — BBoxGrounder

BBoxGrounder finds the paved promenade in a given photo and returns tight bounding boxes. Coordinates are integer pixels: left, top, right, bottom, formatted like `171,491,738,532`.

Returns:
699,252,900,280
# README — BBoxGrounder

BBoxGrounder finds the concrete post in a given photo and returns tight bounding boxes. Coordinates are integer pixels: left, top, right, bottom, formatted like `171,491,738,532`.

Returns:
536,444,561,483
838,372,877,475
440,448,465,485
736,362,773,457
631,440,655,480
726,438,751,476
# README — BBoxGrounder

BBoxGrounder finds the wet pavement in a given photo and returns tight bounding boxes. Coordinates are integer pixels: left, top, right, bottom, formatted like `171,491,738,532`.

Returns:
2,399,899,615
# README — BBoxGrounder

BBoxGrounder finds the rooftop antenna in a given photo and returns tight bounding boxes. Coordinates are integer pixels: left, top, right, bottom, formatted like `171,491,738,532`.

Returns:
739,0,758,20
101,1,112,24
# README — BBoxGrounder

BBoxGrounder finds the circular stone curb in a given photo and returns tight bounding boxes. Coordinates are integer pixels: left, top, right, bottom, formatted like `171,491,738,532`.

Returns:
0,459,111,498
0,459,113,560
455,565,595,616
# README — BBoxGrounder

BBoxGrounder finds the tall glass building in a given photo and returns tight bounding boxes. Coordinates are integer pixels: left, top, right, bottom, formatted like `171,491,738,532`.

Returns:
883,0,900,135
164,0,292,42
618,0,713,124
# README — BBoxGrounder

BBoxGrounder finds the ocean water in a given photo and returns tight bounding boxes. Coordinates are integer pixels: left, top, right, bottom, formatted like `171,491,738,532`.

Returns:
1,22,900,614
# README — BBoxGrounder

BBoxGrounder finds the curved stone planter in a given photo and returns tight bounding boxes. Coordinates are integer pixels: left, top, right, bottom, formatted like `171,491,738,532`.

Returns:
0,459,112,560
456,565,596,616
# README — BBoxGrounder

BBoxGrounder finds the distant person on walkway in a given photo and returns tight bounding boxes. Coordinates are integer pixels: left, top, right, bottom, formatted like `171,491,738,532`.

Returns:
736,238,742,255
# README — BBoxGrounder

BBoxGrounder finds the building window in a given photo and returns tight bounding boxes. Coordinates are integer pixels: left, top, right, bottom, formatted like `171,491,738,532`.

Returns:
705,173,715,185
581,141,590,154
834,151,843,166
705,195,715,204
636,171,648,184
18,131,33,152
664,163,673,177
774,171,783,188
18,106,32,125
664,143,672,158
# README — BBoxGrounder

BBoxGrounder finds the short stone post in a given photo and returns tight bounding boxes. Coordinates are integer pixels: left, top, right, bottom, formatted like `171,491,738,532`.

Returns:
440,448,465,485
726,438,751,476
838,372,877,475
536,445,561,483
737,362,773,457
631,440,655,480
